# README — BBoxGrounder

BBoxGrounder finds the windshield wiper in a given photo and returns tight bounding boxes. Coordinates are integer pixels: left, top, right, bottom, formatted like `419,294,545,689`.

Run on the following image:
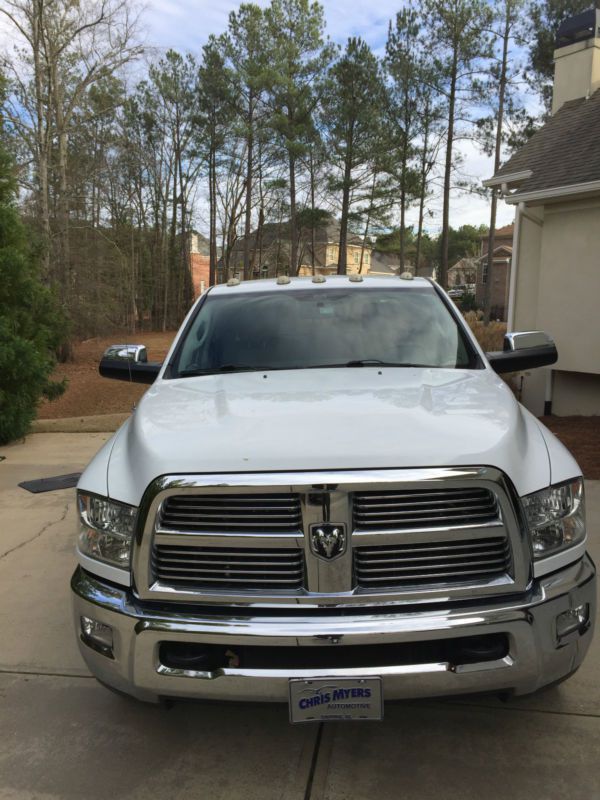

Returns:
309,360,439,369
178,364,268,377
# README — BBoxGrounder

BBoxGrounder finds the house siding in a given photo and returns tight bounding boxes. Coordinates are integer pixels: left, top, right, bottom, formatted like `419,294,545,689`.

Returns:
513,198,600,416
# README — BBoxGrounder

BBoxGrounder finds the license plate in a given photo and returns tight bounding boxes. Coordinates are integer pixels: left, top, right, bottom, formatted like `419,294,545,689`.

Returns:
289,677,383,723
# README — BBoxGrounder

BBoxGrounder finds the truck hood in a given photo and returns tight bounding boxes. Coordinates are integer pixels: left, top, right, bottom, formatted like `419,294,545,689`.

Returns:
97,367,553,506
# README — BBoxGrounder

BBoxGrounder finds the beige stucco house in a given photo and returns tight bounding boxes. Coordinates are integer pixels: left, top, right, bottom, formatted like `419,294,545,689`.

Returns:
484,5,600,416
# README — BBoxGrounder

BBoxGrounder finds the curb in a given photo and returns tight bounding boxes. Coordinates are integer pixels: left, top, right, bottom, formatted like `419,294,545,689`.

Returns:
31,413,129,433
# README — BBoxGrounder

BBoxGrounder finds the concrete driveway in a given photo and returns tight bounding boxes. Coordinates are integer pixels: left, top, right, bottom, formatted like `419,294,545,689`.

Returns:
1,433,599,800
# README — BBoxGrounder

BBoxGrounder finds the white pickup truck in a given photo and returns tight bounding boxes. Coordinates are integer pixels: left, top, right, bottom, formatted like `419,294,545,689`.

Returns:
72,275,596,722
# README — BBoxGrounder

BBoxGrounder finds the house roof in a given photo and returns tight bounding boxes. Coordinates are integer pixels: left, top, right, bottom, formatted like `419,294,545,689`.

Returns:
489,89,600,198
480,224,514,239
448,257,478,272
231,221,367,252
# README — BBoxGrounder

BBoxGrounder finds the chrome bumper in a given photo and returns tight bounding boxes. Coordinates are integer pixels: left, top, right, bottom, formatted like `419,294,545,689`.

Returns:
71,557,596,704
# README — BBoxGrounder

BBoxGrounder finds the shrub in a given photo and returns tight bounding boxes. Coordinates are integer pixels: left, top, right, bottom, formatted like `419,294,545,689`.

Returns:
0,145,67,444
459,292,479,313
463,310,506,352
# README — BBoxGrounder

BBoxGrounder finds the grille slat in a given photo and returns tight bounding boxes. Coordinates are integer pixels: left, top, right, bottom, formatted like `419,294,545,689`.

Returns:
153,544,304,590
353,487,498,531
160,493,302,533
355,536,511,588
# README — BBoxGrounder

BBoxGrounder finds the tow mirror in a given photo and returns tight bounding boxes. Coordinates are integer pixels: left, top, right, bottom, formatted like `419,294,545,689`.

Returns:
99,344,162,384
486,331,558,374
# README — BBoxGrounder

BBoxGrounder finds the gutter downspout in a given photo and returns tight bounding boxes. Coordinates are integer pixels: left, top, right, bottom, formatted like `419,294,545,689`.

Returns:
506,201,523,332
508,201,553,414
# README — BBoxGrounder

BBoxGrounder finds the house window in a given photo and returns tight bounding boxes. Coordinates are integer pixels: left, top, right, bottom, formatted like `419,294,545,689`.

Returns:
482,261,488,284
353,251,359,264
365,252,370,264
327,247,334,262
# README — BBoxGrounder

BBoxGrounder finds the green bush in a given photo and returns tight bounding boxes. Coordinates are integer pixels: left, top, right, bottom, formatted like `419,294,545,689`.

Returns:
0,145,68,444
459,292,479,313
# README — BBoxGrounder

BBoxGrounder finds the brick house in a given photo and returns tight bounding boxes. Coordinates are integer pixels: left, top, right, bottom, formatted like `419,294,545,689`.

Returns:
190,232,210,298
448,257,478,287
475,224,514,320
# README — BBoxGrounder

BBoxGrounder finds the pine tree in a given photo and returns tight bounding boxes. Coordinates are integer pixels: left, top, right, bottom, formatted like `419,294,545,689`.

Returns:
264,0,334,275
321,37,387,275
421,0,493,289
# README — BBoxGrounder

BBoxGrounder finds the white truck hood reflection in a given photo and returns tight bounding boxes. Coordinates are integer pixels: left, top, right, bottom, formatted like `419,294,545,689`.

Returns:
101,367,553,506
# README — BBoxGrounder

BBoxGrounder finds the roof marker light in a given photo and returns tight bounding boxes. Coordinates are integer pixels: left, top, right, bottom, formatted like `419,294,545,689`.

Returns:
349,273,363,282
399,271,414,281
227,278,240,287
276,275,291,285
312,275,326,283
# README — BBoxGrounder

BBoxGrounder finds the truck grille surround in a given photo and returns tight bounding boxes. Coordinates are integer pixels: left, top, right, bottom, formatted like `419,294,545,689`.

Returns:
135,468,529,607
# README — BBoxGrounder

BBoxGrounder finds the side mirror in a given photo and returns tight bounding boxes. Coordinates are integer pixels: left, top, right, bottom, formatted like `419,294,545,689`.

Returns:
99,344,161,384
486,331,558,374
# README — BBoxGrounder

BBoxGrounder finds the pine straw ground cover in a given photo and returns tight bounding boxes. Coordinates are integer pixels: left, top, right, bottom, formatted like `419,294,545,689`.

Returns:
37,316,599,479
37,331,176,419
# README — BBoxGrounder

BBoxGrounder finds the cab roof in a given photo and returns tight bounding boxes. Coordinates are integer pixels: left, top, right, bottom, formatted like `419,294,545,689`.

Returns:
208,274,432,296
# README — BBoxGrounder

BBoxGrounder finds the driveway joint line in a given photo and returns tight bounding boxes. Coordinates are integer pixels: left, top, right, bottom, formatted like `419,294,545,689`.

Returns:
303,722,324,800
443,699,600,720
0,667,93,679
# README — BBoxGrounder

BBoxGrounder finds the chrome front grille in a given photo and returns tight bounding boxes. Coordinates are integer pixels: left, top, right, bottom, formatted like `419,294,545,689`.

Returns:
353,487,498,531
136,468,528,606
152,544,305,590
355,536,511,588
159,493,302,533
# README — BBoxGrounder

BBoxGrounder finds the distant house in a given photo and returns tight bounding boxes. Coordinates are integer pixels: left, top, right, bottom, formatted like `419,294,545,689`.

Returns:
369,251,403,276
484,6,600,415
222,220,373,279
369,250,435,279
190,232,210,297
448,257,477,288
475,224,514,319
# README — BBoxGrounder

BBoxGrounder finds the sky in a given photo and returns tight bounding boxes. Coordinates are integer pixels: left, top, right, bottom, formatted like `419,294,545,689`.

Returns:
142,0,516,234
0,0,516,235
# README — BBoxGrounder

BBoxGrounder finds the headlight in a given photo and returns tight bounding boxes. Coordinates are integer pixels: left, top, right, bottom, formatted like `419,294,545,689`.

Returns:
522,478,585,560
78,492,137,569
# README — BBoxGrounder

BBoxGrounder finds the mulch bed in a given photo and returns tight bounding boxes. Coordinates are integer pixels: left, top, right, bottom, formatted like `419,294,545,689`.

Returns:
540,416,600,480
38,331,176,419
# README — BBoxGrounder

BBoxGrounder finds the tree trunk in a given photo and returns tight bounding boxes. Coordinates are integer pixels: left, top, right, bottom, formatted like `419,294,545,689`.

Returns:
288,151,298,276
483,3,510,324
209,145,217,286
310,149,316,275
243,94,254,281
32,1,51,278
338,154,352,275
360,173,377,274
415,110,431,278
439,50,458,290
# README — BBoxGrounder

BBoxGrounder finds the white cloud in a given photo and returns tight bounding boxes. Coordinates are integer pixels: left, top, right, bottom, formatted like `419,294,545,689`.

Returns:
143,0,405,53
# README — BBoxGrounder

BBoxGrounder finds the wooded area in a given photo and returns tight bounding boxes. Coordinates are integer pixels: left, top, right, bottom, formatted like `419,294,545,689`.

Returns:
0,0,590,342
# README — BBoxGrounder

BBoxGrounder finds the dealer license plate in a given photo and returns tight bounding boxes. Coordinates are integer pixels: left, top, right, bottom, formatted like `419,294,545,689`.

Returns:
289,677,383,723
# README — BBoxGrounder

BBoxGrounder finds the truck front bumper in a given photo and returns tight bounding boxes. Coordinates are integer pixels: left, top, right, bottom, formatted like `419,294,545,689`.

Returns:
71,556,596,704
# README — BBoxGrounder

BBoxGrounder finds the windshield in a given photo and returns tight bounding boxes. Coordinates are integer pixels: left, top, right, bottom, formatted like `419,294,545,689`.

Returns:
170,287,479,377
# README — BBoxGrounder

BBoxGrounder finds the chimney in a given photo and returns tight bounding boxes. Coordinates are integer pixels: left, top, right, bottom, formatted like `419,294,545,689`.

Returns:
552,3,600,114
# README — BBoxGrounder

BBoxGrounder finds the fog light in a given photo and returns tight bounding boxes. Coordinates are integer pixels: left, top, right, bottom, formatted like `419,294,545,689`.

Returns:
80,615,114,658
556,604,590,641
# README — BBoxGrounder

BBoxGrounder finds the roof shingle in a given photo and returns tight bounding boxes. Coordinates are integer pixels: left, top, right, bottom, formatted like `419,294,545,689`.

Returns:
493,89,600,195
